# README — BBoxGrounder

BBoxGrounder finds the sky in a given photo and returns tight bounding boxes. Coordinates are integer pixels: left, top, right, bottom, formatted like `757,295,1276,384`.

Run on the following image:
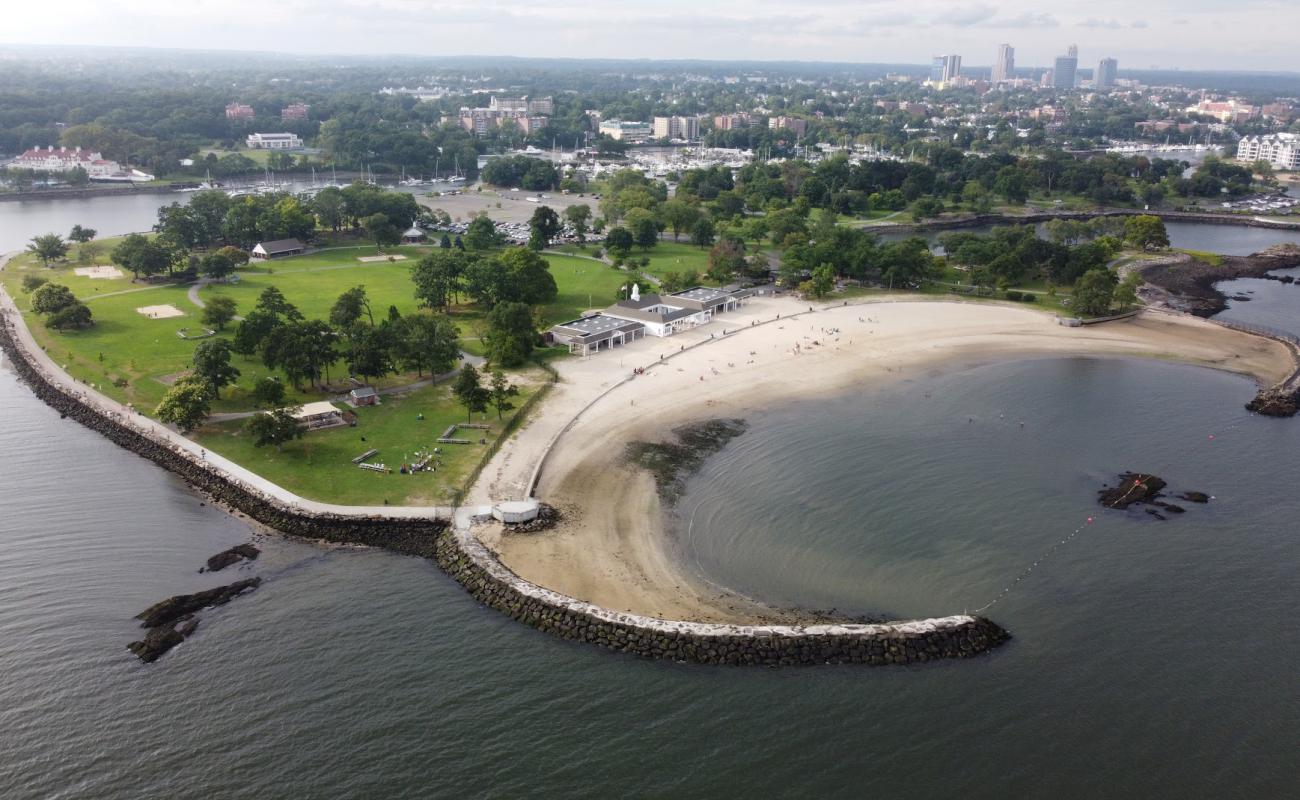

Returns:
4,0,1298,72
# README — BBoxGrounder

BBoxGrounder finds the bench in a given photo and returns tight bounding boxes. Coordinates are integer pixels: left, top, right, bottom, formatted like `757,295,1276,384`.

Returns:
352,448,379,464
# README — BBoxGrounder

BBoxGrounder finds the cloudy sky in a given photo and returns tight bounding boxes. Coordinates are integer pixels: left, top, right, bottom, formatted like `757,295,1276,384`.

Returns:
5,0,1297,71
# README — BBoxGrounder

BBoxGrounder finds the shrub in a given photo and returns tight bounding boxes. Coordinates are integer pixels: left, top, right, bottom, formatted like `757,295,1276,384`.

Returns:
1019,293,1036,303
1004,290,1023,301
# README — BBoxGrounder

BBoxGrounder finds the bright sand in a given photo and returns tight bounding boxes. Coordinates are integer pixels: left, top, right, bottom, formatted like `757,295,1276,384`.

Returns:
135,304,185,319
470,296,1294,624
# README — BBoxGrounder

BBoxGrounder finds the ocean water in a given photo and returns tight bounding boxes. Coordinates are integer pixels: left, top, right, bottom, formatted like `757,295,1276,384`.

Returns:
3,346,1299,798
1215,266,1300,339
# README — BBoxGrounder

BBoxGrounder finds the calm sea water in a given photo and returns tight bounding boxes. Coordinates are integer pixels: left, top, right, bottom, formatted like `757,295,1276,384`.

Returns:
1215,266,1300,338
3,350,1299,798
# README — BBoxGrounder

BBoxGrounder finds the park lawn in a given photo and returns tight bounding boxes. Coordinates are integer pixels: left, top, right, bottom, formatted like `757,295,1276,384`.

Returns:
535,253,628,325
8,243,606,415
1,237,147,299
200,147,276,166
193,371,544,507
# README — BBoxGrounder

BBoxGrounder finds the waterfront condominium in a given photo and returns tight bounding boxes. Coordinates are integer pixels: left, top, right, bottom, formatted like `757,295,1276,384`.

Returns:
992,44,1015,83
1053,45,1079,90
1095,58,1118,90
1236,133,1300,170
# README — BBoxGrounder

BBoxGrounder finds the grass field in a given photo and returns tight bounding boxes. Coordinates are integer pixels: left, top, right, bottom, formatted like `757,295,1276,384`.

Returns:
192,372,544,506
2,242,621,413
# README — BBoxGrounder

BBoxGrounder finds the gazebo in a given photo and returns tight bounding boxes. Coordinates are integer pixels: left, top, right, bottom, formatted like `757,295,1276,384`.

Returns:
401,223,426,244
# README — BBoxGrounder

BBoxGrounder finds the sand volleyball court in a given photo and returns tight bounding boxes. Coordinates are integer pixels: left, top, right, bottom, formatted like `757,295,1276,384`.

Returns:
74,266,124,279
136,304,185,319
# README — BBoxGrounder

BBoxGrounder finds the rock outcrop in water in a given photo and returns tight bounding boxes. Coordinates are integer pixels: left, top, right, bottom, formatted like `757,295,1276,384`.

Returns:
127,578,262,663
136,578,262,628
1245,388,1300,418
202,543,261,572
626,419,748,504
1098,473,1209,520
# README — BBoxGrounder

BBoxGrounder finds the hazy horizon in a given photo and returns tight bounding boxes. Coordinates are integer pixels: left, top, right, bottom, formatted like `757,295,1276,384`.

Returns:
2,0,1297,72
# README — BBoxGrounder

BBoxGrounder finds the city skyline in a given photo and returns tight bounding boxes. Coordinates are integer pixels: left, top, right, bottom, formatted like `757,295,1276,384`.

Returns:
0,0,1296,72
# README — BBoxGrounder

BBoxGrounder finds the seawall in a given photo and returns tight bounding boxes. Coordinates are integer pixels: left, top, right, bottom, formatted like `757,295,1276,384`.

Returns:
0,291,1010,666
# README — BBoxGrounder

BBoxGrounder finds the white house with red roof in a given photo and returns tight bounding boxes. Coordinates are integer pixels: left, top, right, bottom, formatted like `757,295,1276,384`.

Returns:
6,146,155,182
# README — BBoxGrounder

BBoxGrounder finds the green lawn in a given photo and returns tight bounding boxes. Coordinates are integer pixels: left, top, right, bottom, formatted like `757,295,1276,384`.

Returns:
193,372,544,506
3,243,616,413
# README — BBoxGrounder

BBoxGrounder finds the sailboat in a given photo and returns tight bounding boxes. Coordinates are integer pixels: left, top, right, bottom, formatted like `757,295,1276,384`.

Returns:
446,155,466,184
178,169,216,193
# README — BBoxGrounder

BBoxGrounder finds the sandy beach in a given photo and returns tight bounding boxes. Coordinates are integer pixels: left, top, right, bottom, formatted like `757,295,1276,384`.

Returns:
471,296,1294,624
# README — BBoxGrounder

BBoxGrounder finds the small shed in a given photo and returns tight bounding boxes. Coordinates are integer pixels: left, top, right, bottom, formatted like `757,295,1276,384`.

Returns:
401,224,426,244
290,401,345,430
251,238,305,260
349,386,379,407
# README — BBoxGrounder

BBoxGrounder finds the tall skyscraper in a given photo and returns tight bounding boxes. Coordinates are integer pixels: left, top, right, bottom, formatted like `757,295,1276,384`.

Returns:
930,55,962,85
1095,57,1118,90
993,44,1015,83
1053,46,1078,90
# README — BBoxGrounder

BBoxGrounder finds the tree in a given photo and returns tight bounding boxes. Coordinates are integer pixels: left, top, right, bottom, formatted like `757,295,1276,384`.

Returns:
330,285,374,328
488,370,519,420
232,308,284,357
707,238,746,284
628,210,660,251
68,225,96,244
690,217,716,248
31,283,77,315
527,205,562,250
393,313,461,377
363,213,401,251
452,364,490,422
27,233,69,267
244,407,304,451
659,199,701,241
201,295,239,331
345,324,395,382
411,250,467,311
465,215,503,251
46,302,93,330
110,233,171,280
190,339,240,397
155,377,212,432
800,263,836,299
605,226,634,258
993,167,1030,204
214,246,250,267
1124,215,1170,250
254,286,302,321
484,301,538,367
1113,271,1143,308
262,320,338,389
21,275,47,293
1072,269,1117,316
250,376,287,408
498,248,558,306
564,204,592,242
200,252,235,280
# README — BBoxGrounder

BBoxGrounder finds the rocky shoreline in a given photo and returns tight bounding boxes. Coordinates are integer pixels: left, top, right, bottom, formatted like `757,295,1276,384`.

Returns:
1138,245,1300,318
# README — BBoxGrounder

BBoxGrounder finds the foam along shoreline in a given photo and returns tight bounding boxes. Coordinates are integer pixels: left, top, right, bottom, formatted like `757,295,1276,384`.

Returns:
484,297,1295,626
